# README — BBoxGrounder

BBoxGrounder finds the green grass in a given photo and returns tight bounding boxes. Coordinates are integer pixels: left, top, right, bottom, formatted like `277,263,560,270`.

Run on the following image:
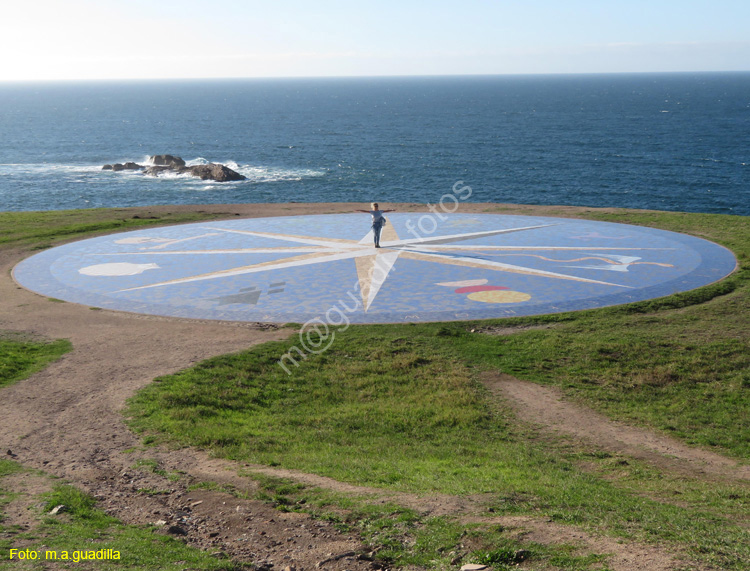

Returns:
0,461,22,560
0,460,23,514
0,208,221,249
450,304,750,457
0,461,246,570
125,323,749,569
0,334,71,389
30,485,241,570
132,458,182,482
250,475,616,571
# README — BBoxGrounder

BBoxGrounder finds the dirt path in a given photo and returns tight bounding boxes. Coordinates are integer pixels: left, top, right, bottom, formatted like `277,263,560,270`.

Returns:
0,203,739,571
480,371,750,482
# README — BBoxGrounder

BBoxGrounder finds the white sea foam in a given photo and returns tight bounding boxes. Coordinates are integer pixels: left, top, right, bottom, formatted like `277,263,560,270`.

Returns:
185,157,210,166
173,159,327,184
0,163,102,176
235,163,327,183
0,160,327,185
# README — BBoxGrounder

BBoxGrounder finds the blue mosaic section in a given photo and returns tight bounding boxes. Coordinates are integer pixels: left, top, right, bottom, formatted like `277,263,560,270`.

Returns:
12,213,737,324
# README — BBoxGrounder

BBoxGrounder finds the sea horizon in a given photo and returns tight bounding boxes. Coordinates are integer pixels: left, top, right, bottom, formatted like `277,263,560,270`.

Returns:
2,69,749,84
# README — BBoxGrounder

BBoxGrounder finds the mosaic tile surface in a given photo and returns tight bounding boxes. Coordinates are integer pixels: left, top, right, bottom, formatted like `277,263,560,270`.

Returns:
13,213,737,324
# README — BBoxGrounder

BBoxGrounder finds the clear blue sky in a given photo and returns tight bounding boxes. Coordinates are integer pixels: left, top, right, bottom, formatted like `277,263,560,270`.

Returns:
2,0,749,81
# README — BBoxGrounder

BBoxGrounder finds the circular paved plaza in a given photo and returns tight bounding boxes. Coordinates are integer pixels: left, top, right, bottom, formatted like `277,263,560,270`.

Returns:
13,213,737,324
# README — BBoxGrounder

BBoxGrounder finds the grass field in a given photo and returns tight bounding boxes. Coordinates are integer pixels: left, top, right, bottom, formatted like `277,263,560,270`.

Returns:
2,205,748,570
0,207,221,249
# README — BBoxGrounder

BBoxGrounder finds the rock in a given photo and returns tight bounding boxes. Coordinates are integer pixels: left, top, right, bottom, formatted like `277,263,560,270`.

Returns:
460,565,488,571
166,524,188,535
187,163,245,182
106,156,244,182
143,166,174,177
49,504,67,515
150,154,186,168
110,162,143,172
317,552,355,567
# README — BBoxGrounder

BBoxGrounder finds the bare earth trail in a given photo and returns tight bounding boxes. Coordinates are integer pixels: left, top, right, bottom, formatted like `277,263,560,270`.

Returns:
480,372,750,483
0,203,743,570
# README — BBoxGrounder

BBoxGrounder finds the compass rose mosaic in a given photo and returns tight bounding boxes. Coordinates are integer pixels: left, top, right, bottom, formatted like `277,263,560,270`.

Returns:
13,213,737,324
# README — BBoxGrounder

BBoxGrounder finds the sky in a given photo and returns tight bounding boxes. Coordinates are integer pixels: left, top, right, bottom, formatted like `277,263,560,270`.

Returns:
2,0,749,81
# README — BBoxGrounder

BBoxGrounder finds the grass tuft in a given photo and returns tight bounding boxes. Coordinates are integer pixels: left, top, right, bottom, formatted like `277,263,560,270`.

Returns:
0,335,71,389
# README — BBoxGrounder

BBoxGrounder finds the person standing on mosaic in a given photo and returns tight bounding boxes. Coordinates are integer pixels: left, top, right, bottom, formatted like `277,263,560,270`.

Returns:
355,203,395,248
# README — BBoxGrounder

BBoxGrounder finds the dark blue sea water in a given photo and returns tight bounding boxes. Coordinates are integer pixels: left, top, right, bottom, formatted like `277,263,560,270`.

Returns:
1,73,748,215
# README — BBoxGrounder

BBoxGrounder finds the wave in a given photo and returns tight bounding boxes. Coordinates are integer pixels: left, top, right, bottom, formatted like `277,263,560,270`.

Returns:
174,157,328,182
167,160,327,184
235,164,327,183
0,160,328,184
0,163,102,176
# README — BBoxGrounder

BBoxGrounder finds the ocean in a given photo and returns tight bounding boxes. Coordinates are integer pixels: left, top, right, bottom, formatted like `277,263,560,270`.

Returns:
0,73,748,215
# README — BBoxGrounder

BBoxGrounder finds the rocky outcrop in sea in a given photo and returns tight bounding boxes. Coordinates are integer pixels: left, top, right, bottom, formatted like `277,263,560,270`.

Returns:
103,155,245,182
